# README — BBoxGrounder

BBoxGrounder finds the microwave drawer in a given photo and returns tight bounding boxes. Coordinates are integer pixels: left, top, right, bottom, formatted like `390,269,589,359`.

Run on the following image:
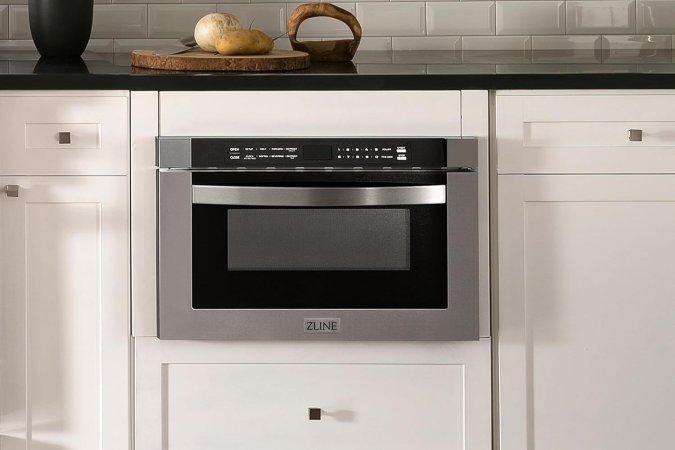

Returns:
165,363,468,450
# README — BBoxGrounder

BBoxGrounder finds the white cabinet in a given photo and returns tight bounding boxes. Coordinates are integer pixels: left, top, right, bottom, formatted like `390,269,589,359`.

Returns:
159,91,462,137
135,338,492,450
496,90,675,174
497,91,675,450
0,92,130,450
132,90,491,450
0,176,130,450
0,91,129,175
498,175,675,450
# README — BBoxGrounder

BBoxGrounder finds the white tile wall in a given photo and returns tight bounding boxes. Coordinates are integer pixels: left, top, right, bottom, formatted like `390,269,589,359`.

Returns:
0,0,674,51
497,1,565,36
427,2,495,36
357,2,426,37
148,4,215,39
566,0,635,34
637,0,675,34
0,6,7,40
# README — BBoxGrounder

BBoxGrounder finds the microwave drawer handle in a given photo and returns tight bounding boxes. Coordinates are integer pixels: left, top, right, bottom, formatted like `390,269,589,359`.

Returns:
192,185,446,206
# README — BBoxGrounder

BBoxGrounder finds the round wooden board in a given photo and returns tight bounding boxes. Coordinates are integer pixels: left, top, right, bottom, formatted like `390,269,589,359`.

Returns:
131,48,311,72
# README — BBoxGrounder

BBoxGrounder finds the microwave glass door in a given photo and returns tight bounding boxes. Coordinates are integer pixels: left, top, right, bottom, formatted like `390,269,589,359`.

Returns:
190,171,448,310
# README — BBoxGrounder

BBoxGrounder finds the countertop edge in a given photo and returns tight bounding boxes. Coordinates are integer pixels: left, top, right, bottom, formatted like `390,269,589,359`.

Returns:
1,73,675,90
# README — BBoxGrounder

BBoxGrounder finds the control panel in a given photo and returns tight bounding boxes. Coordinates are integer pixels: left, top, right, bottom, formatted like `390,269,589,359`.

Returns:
189,138,447,168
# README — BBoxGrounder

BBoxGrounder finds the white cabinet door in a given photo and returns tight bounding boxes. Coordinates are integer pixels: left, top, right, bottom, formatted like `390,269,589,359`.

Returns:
135,338,492,450
0,176,129,450
498,174,675,450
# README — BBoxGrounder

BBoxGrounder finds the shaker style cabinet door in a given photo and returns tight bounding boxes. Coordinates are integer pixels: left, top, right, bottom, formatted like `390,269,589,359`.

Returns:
0,176,129,450
497,174,675,450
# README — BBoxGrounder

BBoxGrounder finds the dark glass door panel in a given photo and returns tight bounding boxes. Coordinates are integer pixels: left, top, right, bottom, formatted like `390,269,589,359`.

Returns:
193,203,447,310
228,209,410,271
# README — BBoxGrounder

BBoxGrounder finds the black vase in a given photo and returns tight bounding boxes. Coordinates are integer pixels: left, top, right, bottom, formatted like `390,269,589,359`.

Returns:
29,0,93,58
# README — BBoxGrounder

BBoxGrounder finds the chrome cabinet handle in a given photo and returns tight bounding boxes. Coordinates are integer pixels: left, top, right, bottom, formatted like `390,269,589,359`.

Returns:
3,185,19,198
192,185,447,207
628,129,643,142
308,408,322,420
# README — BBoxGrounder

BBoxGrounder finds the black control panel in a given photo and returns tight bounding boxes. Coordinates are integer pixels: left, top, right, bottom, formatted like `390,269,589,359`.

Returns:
190,138,447,168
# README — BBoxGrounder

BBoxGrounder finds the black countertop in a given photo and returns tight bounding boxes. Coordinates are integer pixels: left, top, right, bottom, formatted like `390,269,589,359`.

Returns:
3,49,675,90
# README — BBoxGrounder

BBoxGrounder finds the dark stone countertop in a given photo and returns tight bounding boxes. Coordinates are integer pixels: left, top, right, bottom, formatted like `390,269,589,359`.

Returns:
2,49,675,90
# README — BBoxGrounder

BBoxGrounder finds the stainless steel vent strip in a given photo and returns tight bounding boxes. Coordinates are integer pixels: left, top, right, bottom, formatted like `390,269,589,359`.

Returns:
192,185,447,207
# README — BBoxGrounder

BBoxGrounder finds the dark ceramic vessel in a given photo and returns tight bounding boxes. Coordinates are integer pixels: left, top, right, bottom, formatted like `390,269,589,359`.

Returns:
29,0,93,58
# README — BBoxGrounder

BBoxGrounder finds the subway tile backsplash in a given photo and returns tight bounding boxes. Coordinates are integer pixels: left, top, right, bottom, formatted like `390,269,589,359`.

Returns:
1,0,674,51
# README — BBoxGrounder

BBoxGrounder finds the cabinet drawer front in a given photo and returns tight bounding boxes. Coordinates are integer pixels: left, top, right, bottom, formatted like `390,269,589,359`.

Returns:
167,364,463,450
159,91,461,137
497,92,675,174
0,94,128,175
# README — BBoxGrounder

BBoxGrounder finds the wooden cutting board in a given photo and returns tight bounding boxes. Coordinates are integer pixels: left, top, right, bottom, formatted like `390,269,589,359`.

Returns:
131,48,311,72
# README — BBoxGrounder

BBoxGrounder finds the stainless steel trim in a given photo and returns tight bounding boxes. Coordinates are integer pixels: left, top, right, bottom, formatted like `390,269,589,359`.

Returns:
445,171,479,340
157,138,482,341
445,138,478,170
192,185,447,207
157,138,191,168
4,185,19,198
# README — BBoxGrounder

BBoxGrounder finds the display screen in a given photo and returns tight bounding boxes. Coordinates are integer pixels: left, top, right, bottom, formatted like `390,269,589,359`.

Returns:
303,145,333,161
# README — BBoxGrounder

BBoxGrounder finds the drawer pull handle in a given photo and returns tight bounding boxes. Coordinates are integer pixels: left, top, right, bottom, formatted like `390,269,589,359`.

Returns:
308,408,322,420
58,132,71,145
628,129,643,142
4,185,19,198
